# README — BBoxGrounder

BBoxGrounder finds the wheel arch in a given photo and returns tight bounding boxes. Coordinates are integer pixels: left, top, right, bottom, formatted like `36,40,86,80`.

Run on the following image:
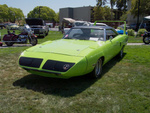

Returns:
99,56,105,65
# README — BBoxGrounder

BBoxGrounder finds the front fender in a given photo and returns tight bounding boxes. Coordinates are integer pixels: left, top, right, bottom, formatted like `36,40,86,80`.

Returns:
85,50,104,74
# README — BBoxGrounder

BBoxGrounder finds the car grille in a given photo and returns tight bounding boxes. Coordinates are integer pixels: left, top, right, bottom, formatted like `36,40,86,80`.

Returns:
33,29,39,34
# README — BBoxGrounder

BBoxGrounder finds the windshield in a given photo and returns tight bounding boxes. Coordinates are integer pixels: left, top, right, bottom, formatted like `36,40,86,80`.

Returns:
63,28,104,41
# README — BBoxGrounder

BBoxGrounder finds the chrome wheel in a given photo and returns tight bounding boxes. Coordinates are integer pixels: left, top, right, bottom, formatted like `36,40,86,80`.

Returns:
120,48,123,58
92,58,103,78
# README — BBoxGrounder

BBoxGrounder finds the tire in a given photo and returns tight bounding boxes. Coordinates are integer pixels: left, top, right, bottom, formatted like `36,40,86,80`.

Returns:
46,31,48,36
30,38,37,46
91,58,103,78
42,33,46,38
5,42,13,46
143,37,150,44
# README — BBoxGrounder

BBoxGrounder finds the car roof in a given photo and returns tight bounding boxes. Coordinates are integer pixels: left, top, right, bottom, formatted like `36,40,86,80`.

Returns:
72,25,114,30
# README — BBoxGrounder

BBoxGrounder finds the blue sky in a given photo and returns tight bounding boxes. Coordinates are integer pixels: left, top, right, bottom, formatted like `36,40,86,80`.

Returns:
0,0,97,16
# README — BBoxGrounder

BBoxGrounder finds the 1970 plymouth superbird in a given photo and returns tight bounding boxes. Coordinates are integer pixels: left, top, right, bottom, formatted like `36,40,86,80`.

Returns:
19,21,128,79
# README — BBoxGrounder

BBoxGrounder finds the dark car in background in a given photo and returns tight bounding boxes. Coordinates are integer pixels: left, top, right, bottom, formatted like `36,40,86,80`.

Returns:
129,24,137,30
25,18,49,37
118,24,130,30
0,23,5,29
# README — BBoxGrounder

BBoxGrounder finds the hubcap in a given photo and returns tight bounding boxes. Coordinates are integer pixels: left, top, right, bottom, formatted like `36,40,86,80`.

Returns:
95,59,102,77
120,49,123,58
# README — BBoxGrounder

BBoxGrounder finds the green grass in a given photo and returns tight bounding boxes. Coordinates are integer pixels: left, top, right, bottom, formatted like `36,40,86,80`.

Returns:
128,36,143,43
0,30,150,112
38,31,63,44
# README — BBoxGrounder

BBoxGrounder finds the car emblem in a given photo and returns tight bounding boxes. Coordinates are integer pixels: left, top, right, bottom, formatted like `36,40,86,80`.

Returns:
63,64,70,70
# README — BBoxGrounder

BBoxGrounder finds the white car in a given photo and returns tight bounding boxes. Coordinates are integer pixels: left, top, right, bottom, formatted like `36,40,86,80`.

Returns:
90,22,108,26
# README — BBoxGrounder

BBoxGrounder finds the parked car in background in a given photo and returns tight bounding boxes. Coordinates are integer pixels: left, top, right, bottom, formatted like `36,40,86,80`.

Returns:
73,21,90,27
90,22,108,26
129,24,137,30
140,23,150,31
0,23,5,29
25,18,49,37
62,20,90,34
6,23,19,30
118,24,130,30
63,28,70,35
9,24,19,30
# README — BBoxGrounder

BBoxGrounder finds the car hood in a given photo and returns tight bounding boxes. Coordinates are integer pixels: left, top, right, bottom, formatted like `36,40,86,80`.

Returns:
27,39,104,56
25,18,44,26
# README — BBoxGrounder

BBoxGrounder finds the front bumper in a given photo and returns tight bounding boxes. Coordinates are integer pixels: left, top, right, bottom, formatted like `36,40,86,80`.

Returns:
19,51,87,78
31,28,45,36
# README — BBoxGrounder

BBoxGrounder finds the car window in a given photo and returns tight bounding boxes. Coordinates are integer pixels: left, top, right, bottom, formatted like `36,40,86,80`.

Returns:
106,29,118,40
64,28,104,41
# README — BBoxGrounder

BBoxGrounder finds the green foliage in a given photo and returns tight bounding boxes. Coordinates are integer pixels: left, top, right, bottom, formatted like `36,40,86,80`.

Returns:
96,0,107,6
116,0,127,11
120,12,128,21
130,0,150,17
117,27,123,30
27,6,56,22
93,6,114,21
137,29,147,37
0,4,24,23
0,4,9,22
54,12,59,23
127,29,135,36
128,36,143,43
96,0,116,20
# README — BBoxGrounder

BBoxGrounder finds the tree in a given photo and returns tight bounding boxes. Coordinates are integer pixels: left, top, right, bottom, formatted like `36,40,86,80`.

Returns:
0,4,9,22
8,7,25,23
110,0,116,20
27,6,56,22
96,0,116,20
96,0,107,6
54,12,59,23
0,4,24,23
130,0,150,17
93,6,114,21
116,0,127,11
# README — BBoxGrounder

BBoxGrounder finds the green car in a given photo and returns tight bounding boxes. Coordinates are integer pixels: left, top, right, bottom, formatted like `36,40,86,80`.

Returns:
19,23,128,79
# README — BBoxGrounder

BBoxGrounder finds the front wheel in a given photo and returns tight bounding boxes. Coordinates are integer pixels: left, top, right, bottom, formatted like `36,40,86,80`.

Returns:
91,58,103,78
30,38,37,46
143,37,150,44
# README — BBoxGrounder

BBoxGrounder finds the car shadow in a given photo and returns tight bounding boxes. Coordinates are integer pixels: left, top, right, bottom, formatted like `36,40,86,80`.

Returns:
13,53,126,97
13,74,97,97
101,53,127,77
